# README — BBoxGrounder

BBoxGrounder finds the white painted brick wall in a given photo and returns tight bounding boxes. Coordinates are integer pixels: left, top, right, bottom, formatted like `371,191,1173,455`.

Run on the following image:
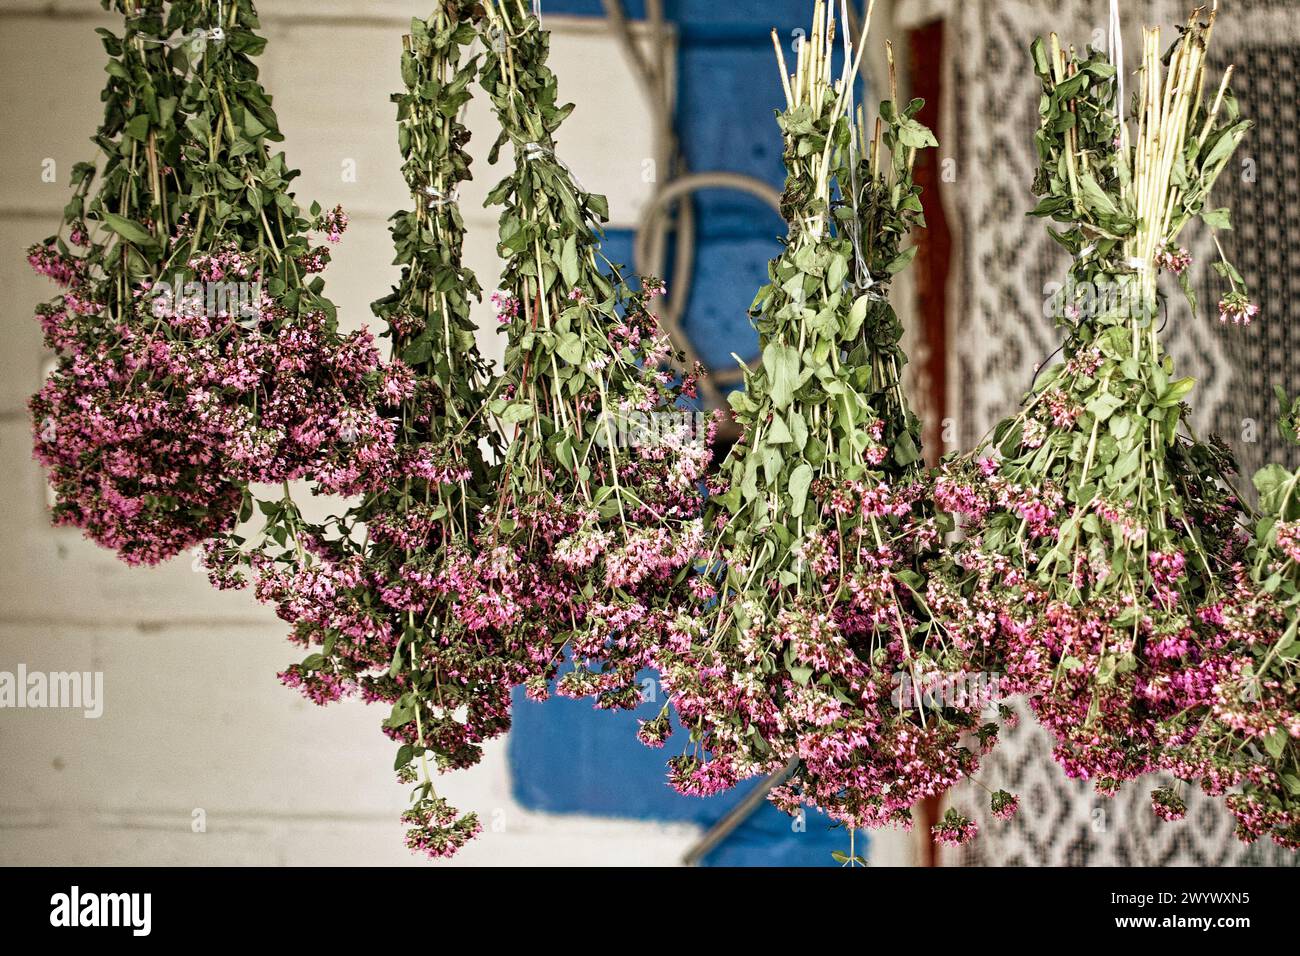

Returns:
0,0,701,866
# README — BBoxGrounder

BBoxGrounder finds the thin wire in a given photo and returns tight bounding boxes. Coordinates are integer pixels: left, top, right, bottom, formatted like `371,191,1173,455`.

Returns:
1109,0,1125,127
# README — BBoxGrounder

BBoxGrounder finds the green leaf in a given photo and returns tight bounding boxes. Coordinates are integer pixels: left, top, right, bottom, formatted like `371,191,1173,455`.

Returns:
1085,392,1124,422
843,294,870,339
761,444,783,484
1030,37,1050,76
1264,729,1287,760
394,744,415,772
789,463,813,514
402,339,432,365
587,193,610,221
499,401,534,425
1203,120,1249,172
1201,207,1232,230
554,330,584,365
788,410,809,451
896,116,938,150
763,342,800,411
1156,377,1195,407
383,696,416,730
826,252,848,291
1110,444,1140,481
1078,171,1118,216
767,414,794,445
1253,463,1293,514
893,430,920,467
560,233,579,286
100,212,157,250
123,113,151,141
885,245,918,275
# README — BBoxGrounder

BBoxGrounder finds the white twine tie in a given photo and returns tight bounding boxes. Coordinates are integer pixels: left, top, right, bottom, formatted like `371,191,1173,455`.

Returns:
523,142,594,201
130,0,224,47
423,185,460,209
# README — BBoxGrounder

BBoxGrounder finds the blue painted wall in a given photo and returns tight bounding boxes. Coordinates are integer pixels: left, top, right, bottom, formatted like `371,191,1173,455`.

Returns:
509,1,863,866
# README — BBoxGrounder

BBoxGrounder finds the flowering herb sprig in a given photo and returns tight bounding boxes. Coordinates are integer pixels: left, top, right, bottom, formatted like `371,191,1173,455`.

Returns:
935,8,1258,800
465,0,711,708
29,0,387,565
1166,392,1300,849
222,6,506,860
650,4,1001,842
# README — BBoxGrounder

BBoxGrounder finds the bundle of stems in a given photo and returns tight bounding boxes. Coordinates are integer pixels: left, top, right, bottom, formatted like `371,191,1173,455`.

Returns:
27,1,241,563
242,5,505,860
1169,397,1300,850
30,0,383,567
936,5,1256,796
650,1,1003,843
464,0,710,708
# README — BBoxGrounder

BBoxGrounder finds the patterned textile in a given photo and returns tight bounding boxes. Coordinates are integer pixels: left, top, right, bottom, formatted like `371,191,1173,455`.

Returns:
897,0,1300,866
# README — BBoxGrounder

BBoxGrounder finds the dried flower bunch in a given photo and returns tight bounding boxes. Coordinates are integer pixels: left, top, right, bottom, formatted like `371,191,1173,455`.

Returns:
647,2,1004,845
230,5,505,859
216,0,709,857
930,4,1292,846
1173,391,1300,848
465,0,712,710
29,0,385,566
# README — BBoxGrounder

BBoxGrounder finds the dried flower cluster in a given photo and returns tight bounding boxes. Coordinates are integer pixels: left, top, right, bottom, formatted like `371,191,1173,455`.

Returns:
29,1,386,566
649,5,1007,839
931,9,1295,850
468,0,711,713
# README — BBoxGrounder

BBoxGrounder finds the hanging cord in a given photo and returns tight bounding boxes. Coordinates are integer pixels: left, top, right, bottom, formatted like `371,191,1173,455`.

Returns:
1108,0,1125,129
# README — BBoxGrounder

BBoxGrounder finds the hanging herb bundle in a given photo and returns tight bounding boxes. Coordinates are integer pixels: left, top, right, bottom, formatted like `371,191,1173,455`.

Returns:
462,0,712,707
27,2,232,564
28,0,388,566
934,8,1259,801
227,7,503,859
649,4,1001,841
